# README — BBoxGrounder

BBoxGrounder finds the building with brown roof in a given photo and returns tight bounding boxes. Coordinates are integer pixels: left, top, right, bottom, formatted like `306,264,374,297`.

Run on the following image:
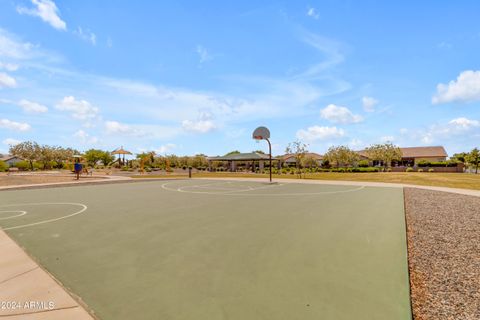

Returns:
357,146,448,167
281,153,323,167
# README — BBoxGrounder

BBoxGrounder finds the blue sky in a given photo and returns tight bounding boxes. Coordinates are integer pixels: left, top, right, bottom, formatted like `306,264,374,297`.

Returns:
1,1,480,157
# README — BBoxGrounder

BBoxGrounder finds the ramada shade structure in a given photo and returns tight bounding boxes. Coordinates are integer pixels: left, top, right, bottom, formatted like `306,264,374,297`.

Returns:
112,146,132,166
207,152,279,172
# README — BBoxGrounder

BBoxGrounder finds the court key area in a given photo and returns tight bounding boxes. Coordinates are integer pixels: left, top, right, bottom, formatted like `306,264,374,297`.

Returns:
0,179,411,320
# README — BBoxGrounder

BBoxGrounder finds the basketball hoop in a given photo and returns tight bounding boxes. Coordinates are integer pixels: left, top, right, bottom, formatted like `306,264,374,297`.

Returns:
252,126,272,182
252,127,270,140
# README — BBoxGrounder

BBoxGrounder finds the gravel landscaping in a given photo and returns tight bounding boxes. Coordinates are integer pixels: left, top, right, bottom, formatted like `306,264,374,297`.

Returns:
404,188,480,320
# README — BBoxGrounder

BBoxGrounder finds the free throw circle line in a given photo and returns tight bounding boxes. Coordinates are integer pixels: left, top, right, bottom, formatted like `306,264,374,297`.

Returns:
0,203,87,231
161,181,365,196
0,211,27,220
165,181,283,194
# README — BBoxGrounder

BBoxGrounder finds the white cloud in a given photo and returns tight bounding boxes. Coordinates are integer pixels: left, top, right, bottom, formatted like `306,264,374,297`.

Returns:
196,45,212,64
105,120,132,134
348,138,364,149
448,117,480,129
182,119,216,133
0,29,35,61
18,99,48,113
182,110,217,133
296,126,345,141
0,28,61,64
74,27,96,45
0,62,19,71
2,138,22,146
306,7,319,19
156,143,176,154
362,96,378,112
0,118,31,131
320,104,363,124
17,0,67,31
73,130,98,144
55,96,100,120
380,135,395,142
399,128,408,135
0,72,17,88
414,117,480,144
296,31,345,78
432,70,480,104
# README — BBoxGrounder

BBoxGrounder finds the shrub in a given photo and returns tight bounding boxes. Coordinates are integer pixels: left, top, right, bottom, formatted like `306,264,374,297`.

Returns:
428,168,435,172
417,168,424,172
0,160,8,172
351,167,379,173
386,167,392,172
406,167,414,172
15,160,30,171
358,160,370,167
121,166,129,171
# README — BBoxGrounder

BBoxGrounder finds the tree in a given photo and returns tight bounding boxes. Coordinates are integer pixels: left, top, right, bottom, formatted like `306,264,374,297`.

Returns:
252,150,265,154
9,141,40,170
466,148,480,174
225,150,241,156
323,145,359,168
191,154,208,168
285,140,308,178
38,145,55,170
84,149,113,166
451,152,467,163
52,147,75,168
166,154,179,168
365,143,402,170
301,155,318,169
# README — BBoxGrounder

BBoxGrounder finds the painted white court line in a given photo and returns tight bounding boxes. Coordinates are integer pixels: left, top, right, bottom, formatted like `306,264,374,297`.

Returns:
0,203,87,231
161,181,365,196
165,180,282,194
0,211,27,220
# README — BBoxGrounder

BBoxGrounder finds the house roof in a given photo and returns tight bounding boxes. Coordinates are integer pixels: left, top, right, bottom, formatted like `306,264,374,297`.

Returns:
356,146,448,159
0,154,18,161
400,146,448,158
282,153,323,161
207,152,276,161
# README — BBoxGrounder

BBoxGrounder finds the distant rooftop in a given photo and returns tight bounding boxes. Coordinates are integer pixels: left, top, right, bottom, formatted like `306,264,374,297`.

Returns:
357,146,448,158
207,152,275,161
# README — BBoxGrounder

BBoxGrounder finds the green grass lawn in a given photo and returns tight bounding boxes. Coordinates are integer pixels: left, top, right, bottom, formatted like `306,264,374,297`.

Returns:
132,171,480,190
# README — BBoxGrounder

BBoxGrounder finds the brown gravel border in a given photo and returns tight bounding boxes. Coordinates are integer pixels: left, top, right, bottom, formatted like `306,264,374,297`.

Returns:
404,187,480,320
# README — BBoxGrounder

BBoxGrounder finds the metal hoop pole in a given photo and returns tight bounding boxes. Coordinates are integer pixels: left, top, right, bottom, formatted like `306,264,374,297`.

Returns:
266,138,272,182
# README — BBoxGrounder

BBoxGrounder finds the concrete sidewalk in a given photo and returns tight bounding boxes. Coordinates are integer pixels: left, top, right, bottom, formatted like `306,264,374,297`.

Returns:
0,230,95,319
0,175,131,191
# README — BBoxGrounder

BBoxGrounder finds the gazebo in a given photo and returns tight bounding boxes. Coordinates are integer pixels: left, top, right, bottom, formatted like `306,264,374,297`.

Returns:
207,152,280,172
112,146,132,166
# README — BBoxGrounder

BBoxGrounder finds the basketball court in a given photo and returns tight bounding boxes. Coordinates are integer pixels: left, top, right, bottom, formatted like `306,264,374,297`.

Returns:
0,179,412,319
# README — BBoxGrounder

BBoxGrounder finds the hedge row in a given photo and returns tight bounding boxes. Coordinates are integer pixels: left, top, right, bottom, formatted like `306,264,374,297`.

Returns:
417,160,459,167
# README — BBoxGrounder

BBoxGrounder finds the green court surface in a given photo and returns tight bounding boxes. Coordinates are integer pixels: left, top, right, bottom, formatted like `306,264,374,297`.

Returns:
0,180,411,320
